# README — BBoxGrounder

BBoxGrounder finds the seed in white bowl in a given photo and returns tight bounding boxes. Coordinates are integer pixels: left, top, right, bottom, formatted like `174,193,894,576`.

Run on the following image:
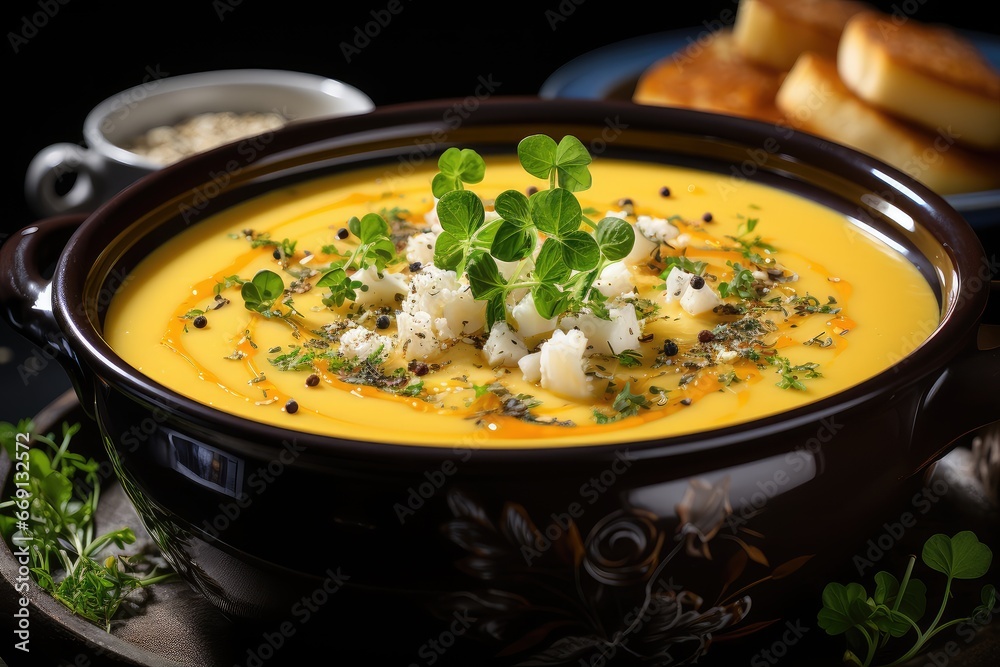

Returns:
121,111,287,165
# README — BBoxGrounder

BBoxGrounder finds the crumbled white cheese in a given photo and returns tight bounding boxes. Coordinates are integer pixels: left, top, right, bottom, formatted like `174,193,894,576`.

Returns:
511,292,558,339
403,265,461,315
405,231,438,267
539,328,594,401
593,261,634,298
717,349,739,364
624,230,659,266
482,321,529,367
664,266,693,302
424,199,442,233
664,266,722,316
395,310,441,360
441,287,487,336
402,265,486,336
560,304,642,357
679,281,721,316
635,215,680,244
672,233,692,248
339,325,393,363
518,351,542,384
352,265,408,308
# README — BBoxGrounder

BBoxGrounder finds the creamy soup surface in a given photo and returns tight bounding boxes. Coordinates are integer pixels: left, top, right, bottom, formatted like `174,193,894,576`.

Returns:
104,151,940,447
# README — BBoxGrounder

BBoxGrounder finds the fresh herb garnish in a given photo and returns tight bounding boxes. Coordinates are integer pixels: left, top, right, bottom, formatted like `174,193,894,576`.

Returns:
818,531,995,666
433,134,636,329
469,382,573,425
268,345,317,371
718,261,760,301
214,274,246,296
241,269,284,315
615,349,643,368
316,267,364,308
0,420,175,631
431,147,486,198
660,255,708,277
767,354,822,390
790,293,841,315
314,213,399,308
594,382,651,424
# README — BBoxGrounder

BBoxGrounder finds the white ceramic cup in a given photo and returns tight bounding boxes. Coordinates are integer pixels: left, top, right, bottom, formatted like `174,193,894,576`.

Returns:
25,68,375,218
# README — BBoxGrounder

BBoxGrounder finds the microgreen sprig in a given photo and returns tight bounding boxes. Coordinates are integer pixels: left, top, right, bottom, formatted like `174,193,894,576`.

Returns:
431,147,486,198
313,213,398,308
0,420,175,631
818,531,995,666
433,134,635,329
241,269,301,319
593,382,651,424
718,260,760,301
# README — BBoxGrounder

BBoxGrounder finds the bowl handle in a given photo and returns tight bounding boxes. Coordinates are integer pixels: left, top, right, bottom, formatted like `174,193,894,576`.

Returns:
0,214,95,416
914,285,1000,469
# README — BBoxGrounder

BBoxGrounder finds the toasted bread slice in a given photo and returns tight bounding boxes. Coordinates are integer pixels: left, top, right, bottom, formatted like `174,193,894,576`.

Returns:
633,29,786,123
732,0,871,70
838,11,1000,151
775,51,1000,195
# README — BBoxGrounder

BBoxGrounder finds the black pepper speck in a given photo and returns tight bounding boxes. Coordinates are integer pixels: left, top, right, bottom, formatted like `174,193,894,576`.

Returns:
193,315,207,329
336,227,349,240
285,399,299,414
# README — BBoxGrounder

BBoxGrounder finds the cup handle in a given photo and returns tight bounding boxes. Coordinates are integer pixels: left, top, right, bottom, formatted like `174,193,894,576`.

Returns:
24,143,100,217
0,214,96,416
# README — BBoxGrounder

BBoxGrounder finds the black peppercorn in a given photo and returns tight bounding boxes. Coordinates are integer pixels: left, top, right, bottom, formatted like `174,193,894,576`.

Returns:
526,185,538,195
662,340,678,356
193,315,207,328
272,248,281,260
409,261,422,272
285,399,299,414
376,314,390,329
408,360,429,376
702,212,713,223
659,186,671,197
698,329,715,343
305,374,320,387
336,227,349,240
690,275,705,290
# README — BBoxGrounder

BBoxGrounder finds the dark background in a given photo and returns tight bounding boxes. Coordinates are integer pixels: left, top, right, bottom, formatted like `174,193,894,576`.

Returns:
1,1,998,665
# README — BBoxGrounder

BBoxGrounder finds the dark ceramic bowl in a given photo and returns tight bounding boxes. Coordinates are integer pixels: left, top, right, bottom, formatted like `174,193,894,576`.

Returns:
2,98,998,664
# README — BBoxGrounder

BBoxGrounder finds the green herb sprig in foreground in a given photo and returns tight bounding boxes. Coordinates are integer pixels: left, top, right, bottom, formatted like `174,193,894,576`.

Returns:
0,419,175,631
818,530,996,666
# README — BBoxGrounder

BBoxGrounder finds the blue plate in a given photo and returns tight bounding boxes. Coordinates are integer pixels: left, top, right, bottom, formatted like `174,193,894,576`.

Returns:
540,27,1000,229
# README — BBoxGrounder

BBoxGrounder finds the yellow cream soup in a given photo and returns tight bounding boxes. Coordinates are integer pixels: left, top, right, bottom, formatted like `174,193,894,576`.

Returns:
104,156,939,448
